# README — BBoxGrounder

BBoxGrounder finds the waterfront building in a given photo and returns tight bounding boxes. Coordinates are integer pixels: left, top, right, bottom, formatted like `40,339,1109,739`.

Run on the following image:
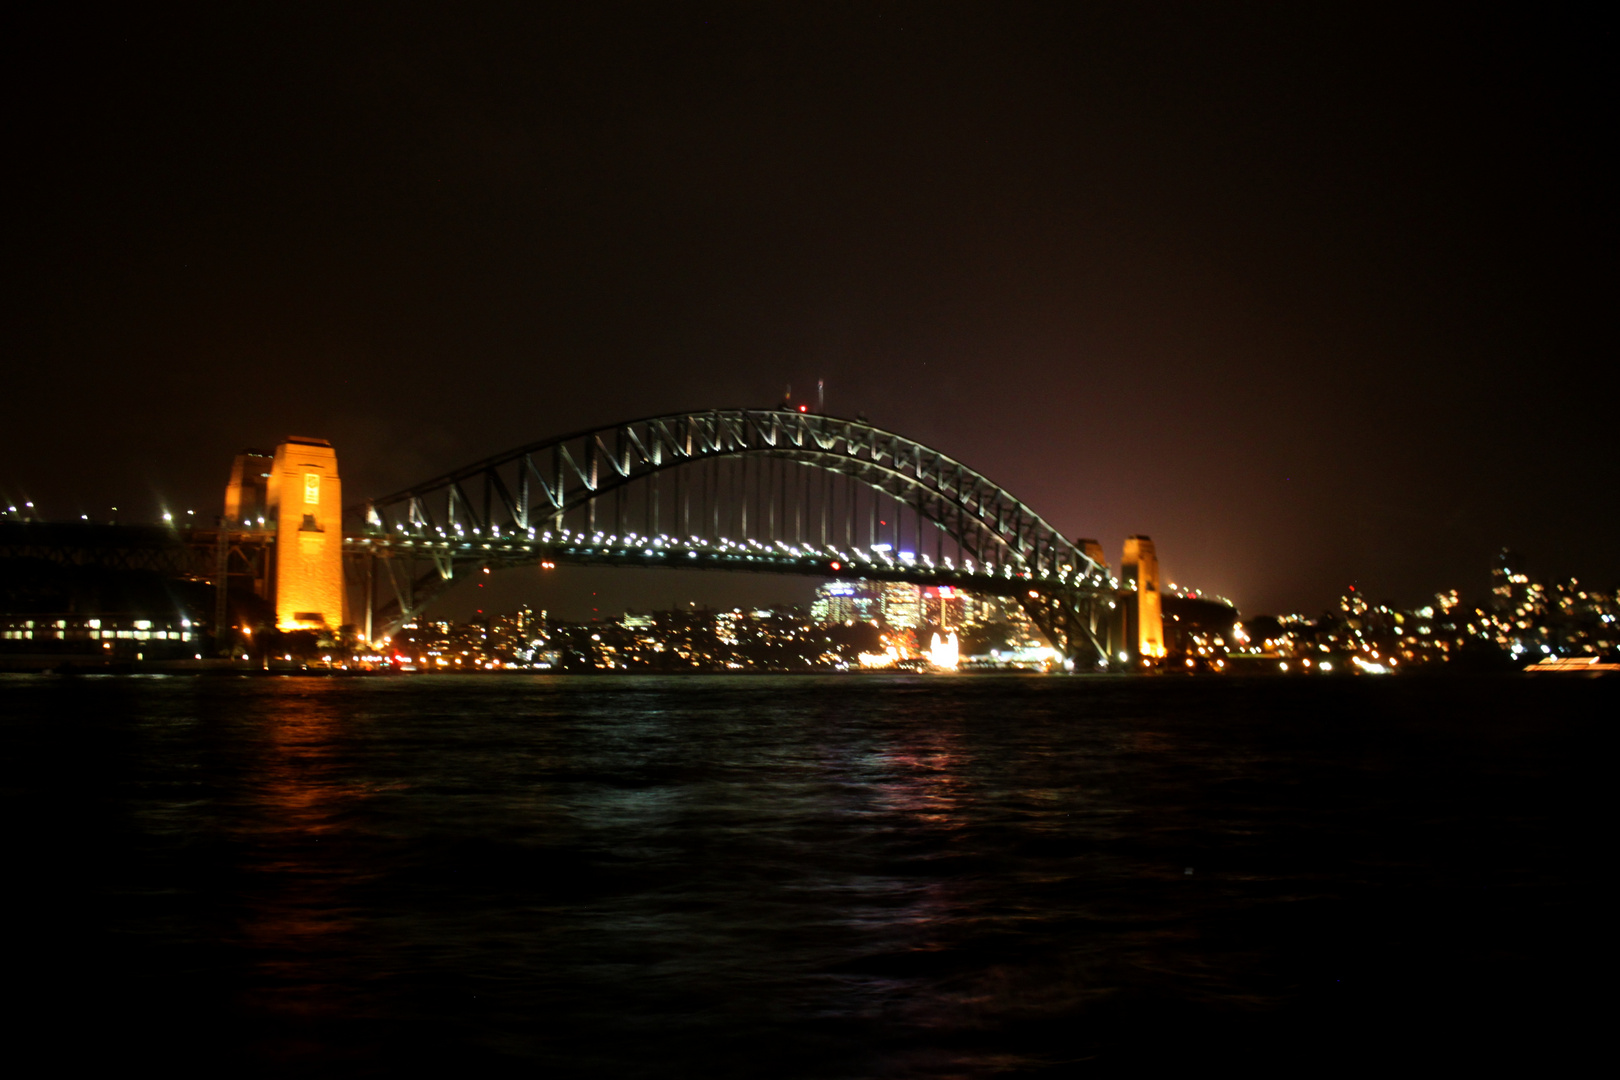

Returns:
0,613,200,658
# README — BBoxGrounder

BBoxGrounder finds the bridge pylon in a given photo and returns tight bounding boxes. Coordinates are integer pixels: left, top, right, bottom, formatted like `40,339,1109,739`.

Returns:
268,437,345,633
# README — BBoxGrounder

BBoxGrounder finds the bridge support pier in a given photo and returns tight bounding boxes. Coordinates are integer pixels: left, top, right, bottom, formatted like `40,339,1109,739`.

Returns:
1019,590,1113,671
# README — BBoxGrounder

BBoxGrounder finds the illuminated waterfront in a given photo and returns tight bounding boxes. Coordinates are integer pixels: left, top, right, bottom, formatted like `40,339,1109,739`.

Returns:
4,673,1604,1073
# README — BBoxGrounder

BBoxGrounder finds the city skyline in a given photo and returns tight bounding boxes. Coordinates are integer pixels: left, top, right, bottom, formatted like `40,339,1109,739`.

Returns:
4,424,1614,631
345,544,1620,674
10,479,1611,675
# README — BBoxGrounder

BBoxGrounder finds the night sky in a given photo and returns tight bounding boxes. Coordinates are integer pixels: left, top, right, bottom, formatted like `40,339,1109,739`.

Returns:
4,3,1612,619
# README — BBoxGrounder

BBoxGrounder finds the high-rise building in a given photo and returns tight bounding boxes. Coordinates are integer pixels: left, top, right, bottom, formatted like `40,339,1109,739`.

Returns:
811,580,887,625
1120,535,1165,660
811,581,859,625
880,582,922,630
850,585,881,624
267,437,345,632
922,585,965,629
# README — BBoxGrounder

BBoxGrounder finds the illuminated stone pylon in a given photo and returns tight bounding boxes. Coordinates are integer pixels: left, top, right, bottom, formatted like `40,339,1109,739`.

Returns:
267,437,345,632
223,449,273,526
1120,535,1165,662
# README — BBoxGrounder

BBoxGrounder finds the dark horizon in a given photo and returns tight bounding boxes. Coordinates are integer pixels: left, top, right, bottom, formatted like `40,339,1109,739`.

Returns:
5,4,1612,617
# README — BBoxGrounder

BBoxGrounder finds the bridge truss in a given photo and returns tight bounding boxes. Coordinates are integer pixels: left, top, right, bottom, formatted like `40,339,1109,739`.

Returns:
348,410,1118,664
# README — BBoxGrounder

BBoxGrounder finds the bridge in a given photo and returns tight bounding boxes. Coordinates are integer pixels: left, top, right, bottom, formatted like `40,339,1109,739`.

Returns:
348,410,1119,665
2,410,1142,667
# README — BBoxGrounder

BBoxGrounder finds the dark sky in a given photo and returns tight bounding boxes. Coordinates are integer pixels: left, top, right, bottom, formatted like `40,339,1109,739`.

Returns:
4,2,1612,618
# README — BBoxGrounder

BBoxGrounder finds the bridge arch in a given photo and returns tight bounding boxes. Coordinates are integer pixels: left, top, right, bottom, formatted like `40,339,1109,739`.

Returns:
348,410,1117,663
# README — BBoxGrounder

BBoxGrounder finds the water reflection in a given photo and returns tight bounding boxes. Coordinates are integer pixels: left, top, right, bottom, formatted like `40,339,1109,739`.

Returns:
873,732,969,827
251,685,364,833
237,684,370,1021
7,673,1590,1074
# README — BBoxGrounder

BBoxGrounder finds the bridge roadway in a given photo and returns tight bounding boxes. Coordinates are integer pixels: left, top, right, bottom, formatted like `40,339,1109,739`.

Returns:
347,526,1119,669
344,526,1113,595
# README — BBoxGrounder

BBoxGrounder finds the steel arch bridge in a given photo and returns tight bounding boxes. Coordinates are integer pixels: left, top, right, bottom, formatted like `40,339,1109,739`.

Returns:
345,409,1119,665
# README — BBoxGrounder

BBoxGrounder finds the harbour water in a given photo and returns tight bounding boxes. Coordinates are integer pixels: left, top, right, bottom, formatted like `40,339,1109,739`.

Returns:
1,673,1605,1074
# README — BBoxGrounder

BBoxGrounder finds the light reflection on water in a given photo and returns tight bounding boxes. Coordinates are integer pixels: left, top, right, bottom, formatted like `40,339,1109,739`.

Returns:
1,672,1607,1075
239,692,368,1020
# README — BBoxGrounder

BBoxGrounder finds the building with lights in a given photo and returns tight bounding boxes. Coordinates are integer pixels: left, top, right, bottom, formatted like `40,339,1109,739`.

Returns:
811,580,886,626
880,582,922,630
0,613,201,661
811,581,858,624
921,585,966,631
